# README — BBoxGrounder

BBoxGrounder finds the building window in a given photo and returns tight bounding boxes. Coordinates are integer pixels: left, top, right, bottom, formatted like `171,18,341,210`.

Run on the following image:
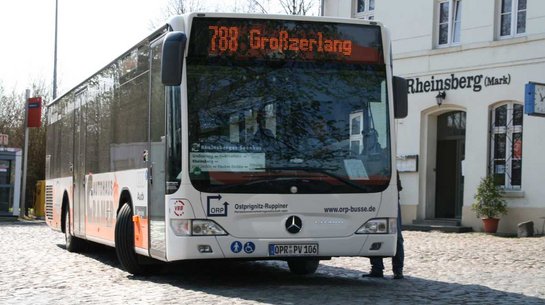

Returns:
354,0,375,20
436,0,462,47
490,103,523,190
350,112,363,155
499,0,526,38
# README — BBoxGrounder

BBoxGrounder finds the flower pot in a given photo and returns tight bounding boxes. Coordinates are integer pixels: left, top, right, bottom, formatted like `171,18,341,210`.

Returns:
482,218,500,233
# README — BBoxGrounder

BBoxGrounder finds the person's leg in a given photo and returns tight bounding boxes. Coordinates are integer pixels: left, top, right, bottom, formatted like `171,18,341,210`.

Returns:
370,257,384,274
392,204,404,279
392,231,404,277
362,257,384,277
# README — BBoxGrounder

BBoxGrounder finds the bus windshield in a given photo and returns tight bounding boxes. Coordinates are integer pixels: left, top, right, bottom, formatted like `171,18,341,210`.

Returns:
187,17,391,194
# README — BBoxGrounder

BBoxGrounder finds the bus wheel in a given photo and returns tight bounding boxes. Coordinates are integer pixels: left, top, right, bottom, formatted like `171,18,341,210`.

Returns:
115,203,147,275
287,259,320,275
64,208,85,252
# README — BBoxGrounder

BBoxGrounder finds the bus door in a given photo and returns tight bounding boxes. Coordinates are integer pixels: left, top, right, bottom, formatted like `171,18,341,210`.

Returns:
148,36,167,259
73,88,87,236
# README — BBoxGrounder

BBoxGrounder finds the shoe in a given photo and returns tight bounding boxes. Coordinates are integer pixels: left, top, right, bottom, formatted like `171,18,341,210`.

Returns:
393,272,404,280
361,271,384,278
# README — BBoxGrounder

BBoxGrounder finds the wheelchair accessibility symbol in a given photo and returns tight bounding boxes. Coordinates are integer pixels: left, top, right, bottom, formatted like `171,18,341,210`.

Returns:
244,242,255,254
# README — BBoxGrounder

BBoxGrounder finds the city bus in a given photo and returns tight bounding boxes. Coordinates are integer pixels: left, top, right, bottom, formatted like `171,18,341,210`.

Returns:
45,13,408,275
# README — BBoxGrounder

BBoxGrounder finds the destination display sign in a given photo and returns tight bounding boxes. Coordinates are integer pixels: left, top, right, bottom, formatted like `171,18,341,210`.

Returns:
188,17,384,63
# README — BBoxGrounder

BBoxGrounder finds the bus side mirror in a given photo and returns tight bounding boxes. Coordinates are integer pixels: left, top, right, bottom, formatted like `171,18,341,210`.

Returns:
393,76,408,119
161,31,187,86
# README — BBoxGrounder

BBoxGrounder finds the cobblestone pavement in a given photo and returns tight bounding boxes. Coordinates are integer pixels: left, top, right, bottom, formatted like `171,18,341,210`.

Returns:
1,221,544,305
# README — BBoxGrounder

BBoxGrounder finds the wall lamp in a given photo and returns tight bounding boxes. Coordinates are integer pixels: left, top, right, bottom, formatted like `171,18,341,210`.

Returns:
436,91,446,106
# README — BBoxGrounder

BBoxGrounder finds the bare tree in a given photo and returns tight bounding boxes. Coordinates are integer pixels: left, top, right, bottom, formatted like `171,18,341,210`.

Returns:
163,0,205,16
150,0,206,29
151,0,318,27
247,0,269,14
0,79,49,215
250,0,319,15
0,84,25,148
278,0,314,15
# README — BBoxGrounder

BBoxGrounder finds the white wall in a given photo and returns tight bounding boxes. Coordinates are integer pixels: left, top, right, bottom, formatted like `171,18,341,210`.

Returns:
323,0,352,18
460,0,495,44
324,0,545,56
377,0,434,54
527,0,545,36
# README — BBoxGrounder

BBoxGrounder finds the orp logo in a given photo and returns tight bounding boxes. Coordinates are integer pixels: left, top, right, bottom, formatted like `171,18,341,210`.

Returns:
207,194,229,217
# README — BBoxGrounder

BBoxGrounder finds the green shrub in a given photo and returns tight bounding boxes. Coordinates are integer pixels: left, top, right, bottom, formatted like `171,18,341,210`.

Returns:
471,176,507,219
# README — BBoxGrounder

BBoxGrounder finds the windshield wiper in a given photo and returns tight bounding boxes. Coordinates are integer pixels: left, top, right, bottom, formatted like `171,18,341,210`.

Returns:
207,167,372,193
258,166,371,192
207,175,305,192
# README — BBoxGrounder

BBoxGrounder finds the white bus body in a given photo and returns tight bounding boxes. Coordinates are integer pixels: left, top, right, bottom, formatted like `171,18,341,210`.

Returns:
45,13,407,275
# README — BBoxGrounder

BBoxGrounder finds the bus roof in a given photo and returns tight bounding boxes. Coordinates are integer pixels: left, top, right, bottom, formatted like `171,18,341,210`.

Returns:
168,12,383,32
48,12,384,108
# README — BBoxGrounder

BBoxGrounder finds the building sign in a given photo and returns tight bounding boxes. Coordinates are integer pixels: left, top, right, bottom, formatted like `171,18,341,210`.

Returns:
396,155,418,172
190,152,266,173
407,73,511,94
27,97,42,128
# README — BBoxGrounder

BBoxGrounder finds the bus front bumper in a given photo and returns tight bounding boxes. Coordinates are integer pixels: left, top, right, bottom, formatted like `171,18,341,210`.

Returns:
164,233,397,262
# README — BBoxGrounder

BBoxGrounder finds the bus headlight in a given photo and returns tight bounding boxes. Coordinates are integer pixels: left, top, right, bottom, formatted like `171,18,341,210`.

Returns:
192,220,227,236
355,218,396,234
170,219,228,236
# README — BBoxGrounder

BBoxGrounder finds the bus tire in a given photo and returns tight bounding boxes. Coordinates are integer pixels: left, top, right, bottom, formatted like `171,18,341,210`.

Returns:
64,207,85,252
115,203,147,275
287,259,320,275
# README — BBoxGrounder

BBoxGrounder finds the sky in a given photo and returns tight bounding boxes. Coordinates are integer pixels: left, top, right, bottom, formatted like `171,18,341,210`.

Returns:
0,0,166,95
0,0,314,97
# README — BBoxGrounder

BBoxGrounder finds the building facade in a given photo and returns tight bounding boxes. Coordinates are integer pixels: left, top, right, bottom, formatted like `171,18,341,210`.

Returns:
323,0,545,234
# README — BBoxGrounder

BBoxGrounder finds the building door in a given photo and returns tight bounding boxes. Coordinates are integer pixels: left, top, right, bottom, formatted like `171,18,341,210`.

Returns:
73,89,87,236
435,111,466,219
148,36,167,259
0,159,13,215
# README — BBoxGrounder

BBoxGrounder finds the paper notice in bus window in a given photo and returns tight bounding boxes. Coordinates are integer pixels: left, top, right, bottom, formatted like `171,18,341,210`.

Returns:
190,152,265,172
343,159,369,180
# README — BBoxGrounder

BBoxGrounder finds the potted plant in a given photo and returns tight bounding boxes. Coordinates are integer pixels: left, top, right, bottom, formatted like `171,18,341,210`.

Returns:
471,176,508,233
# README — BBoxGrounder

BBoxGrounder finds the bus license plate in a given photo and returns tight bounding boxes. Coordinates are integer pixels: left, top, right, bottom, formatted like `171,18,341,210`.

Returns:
268,243,319,256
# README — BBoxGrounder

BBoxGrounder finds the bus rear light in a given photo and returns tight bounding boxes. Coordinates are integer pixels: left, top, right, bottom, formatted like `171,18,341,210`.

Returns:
356,218,395,234
170,219,228,236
